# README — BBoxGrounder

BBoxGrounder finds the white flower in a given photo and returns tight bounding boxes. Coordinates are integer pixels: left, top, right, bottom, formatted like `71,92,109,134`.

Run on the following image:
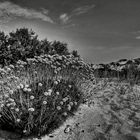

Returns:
25,84,29,88
4,94,9,98
23,88,28,92
23,130,27,133
74,102,77,105
54,70,57,74
67,105,71,111
48,89,52,93
57,106,61,110
27,88,31,92
28,108,35,112
68,85,72,88
38,83,43,87
56,92,59,95
69,102,74,106
16,119,20,122
54,81,58,85
43,101,47,105
1,104,4,108
12,102,16,106
63,97,69,102
60,101,64,105
19,84,24,89
63,112,67,116
9,90,14,94
30,95,35,100
6,103,11,107
15,108,19,112
8,98,14,102
44,92,49,96
17,86,20,89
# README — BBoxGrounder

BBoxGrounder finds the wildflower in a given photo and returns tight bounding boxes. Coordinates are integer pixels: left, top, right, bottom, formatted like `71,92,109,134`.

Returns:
10,107,14,110
63,112,67,116
16,119,20,122
43,101,47,105
67,105,71,111
9,90,14,94
30,95,35,100
19,84,24,89
23,87,28,92
54,81,58,85
60,101,64,105
57,106,61,110
54,70,57,74
28,108,35,112
68,85,72,88
63,97,69,102
25,84,29,88
74,102,77,105
12,102,16,106
27,88,31,92
6,104,11,107
56,92,59,95
17,86,20,89
1,104,4,108
8,98,14,102
4,94,9,98
23,130,27,133
44,92,49,96
48,89,52,93
34,71,37,75
9,64,14,69
38,83,43,87
69,102,74,106
15,108,19,112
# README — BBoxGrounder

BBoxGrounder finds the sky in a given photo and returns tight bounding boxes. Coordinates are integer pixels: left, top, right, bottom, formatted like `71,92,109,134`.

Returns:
0,0,140,63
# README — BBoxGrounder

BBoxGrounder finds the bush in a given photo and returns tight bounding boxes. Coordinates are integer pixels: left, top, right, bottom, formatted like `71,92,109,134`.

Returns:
0,78,82,138
0,28,80,67
0,54,92,138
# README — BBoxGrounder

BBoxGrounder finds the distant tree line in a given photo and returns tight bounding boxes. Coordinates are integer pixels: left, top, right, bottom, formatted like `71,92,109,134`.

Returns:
91,61,140,84
0,28,80,67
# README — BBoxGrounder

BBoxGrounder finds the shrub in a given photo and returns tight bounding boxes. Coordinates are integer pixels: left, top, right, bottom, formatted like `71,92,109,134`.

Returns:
0,78,82,138
0,54,92,138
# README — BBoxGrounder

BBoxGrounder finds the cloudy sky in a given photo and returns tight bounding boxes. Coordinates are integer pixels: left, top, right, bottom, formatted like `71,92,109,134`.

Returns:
0,0,140,63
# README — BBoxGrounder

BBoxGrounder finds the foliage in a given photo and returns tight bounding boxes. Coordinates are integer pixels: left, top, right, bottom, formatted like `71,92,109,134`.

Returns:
0,28,77,67
0,54,92,138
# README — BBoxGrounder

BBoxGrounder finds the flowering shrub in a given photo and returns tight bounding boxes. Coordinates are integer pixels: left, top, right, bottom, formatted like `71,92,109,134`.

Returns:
0,79,82,138
0,54,93,138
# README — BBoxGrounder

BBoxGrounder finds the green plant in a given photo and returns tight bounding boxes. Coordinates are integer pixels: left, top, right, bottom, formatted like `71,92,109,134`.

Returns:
0,54,92,139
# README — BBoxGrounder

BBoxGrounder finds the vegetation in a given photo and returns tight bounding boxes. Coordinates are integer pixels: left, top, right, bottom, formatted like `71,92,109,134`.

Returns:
0,30,92,139
0,28,80,67
0,28,140,140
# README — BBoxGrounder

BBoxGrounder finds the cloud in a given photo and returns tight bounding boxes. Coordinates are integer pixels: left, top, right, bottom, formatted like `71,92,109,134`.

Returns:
72,4,95,16
59,4,95,24
136,36,140,39
59,13,70,24
0,1,53,24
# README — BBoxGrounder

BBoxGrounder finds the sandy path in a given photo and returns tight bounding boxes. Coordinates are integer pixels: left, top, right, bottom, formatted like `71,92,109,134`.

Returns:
41,103,103,140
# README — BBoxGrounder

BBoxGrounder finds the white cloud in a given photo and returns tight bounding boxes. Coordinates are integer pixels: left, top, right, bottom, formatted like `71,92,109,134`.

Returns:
59,13,70,24
72,4,95,16
0,1,53,24
59,4,95,24
136,36,140,39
